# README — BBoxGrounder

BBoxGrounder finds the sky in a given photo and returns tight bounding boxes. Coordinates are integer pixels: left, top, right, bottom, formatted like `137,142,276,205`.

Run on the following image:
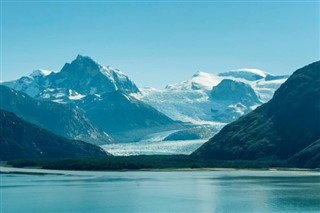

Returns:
1,1,319,88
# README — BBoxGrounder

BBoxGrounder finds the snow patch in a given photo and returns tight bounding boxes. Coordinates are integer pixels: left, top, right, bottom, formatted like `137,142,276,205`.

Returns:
68,89,86,100
69,94,85,100
30,69,53,77
231,68,269,77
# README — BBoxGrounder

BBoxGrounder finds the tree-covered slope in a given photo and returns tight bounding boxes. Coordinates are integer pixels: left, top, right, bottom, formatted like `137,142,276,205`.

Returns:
0,109,109,160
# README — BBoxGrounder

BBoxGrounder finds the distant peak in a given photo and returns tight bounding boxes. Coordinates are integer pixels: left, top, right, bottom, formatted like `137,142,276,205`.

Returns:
76,54,85,59
218,68,269,81
230,68,269,77
75,54,97,63
70,55,102,70
30,69,53,77
192,71,210,78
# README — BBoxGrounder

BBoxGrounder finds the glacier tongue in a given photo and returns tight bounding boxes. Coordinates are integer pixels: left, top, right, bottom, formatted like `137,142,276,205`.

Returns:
101,139,207,156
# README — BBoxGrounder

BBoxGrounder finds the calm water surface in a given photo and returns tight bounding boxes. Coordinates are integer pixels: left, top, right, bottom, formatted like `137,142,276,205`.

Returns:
1,170,319,213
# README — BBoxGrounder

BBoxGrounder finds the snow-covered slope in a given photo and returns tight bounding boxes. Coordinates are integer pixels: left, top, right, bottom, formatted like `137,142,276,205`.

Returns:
135,69,288,124
165,71,222,91
218,68,269,81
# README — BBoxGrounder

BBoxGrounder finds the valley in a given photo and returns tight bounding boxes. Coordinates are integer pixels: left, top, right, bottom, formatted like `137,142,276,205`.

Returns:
1,56,319,169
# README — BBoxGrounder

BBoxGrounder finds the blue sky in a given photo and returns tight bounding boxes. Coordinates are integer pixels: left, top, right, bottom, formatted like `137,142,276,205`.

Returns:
1,1,319,88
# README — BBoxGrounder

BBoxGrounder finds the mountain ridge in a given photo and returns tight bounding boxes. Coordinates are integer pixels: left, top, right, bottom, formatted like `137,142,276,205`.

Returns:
0,109,109,160
0,85,113,145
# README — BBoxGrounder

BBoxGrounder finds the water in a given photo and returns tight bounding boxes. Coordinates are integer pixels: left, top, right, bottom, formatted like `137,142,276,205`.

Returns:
1,170,320,213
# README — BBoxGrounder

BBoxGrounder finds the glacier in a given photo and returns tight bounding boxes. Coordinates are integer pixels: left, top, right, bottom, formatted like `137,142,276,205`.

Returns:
134,69,288,124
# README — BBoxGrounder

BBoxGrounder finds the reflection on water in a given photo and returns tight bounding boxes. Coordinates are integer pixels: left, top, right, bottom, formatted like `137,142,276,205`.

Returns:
1,170,320,213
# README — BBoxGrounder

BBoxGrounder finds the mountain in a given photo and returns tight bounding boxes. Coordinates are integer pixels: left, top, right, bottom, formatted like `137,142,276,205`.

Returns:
0,109,109,160
3,55,180,142
210,79,260,105
136,69,288,125
0,85,112,145
48,55,139,96
192,61,320,164
210,79,261,122
3,55,139,103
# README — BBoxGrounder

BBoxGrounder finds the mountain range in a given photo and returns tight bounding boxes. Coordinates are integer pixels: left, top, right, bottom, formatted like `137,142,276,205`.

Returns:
3,55,179,142
2,55,298,162
192,61,320,167
4,55,288,144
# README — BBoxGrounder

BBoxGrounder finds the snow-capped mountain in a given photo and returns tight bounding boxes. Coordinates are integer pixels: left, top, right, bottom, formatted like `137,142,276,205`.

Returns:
3,55,180,142
4,55,139,103
135,69,288,124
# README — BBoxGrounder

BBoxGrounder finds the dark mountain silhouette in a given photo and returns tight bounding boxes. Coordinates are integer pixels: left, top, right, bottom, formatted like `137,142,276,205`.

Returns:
0,109,109,160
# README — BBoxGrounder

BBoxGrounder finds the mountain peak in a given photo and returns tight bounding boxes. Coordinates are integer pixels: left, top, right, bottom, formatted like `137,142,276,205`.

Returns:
191,71,221,91
232,68,268,76
76,54,86,59
30,69,53,78
218,68,269,81
75,54,97,63
58,55,109,79
54,55,140,95
70,55,100,70
192,71,209,78
210,79,261,105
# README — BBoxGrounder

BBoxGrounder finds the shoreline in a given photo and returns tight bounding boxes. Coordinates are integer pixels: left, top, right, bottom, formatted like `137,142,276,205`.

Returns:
1,166,319,176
